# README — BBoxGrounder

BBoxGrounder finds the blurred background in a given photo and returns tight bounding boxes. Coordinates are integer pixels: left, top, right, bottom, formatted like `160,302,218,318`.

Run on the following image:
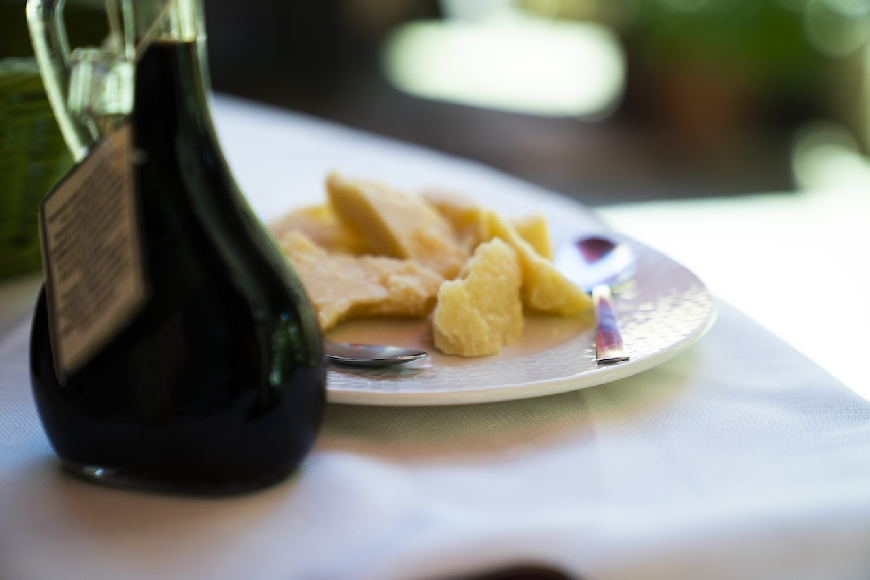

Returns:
0,0,870,210
197,0,870,393
201,0,867,205
2,0,870,273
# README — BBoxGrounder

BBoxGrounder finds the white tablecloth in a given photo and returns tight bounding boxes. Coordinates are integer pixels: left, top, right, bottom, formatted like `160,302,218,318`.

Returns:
1,96,869,580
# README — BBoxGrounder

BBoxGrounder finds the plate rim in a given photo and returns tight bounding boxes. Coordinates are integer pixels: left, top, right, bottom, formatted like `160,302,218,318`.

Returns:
327,302,716,406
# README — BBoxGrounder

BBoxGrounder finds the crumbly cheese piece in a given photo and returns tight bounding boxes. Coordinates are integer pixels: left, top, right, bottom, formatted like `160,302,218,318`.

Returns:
421,188,483,254
422,189,553,259
279,231,443,330
327,173,468,279
481,210,592,316
432,238,523,357
421,189,480,229
268,204,371,255
511,212,553,260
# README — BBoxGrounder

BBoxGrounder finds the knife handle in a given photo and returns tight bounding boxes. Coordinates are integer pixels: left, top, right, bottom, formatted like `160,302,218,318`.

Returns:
592,284,629,364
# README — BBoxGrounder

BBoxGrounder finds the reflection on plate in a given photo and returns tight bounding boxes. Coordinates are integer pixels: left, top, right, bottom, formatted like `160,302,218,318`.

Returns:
325,236,715,406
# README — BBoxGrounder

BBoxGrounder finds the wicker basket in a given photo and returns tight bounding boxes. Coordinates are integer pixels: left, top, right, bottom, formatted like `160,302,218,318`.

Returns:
0,57,73,279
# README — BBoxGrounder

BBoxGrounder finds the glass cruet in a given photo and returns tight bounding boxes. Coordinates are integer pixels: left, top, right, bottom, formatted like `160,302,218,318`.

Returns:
26,0,326,494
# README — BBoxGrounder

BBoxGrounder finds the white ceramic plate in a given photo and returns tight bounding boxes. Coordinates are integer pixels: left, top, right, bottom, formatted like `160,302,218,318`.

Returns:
213,98,716,407
324,228,715,407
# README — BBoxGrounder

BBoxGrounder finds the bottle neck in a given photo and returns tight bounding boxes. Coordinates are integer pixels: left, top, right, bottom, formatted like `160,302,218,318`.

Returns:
129,0,200,53
65,0,206,154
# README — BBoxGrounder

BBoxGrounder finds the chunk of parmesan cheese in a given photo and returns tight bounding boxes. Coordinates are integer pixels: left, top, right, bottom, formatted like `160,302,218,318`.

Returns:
268,204,370,255
481,210,592,316
432,238,523,357
327,173,468,279
279,231,443,330
511,212,552,260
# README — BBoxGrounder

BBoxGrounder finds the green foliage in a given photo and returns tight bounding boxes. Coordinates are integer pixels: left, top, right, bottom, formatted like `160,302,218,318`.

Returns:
0,58,73,278
632,0,823,93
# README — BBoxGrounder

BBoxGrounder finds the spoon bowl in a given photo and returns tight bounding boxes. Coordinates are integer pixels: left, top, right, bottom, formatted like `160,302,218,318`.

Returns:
324,339,428,367
554,235,636,292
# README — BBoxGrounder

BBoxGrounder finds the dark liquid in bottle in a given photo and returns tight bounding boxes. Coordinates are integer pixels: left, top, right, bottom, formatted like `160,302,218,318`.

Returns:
30,40,325,494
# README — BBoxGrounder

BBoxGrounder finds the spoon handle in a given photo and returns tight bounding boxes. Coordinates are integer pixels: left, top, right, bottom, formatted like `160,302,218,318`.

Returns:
592,285,629,364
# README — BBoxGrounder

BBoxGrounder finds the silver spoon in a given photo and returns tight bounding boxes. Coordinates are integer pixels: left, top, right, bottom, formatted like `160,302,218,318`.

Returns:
554,235,637,364
324,339,428,367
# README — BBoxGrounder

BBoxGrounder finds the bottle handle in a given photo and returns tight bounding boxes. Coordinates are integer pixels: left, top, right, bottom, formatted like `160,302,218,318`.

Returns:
27,0,98,162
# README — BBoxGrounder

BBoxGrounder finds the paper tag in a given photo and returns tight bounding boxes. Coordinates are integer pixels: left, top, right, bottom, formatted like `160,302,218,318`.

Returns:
39,121,146,382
